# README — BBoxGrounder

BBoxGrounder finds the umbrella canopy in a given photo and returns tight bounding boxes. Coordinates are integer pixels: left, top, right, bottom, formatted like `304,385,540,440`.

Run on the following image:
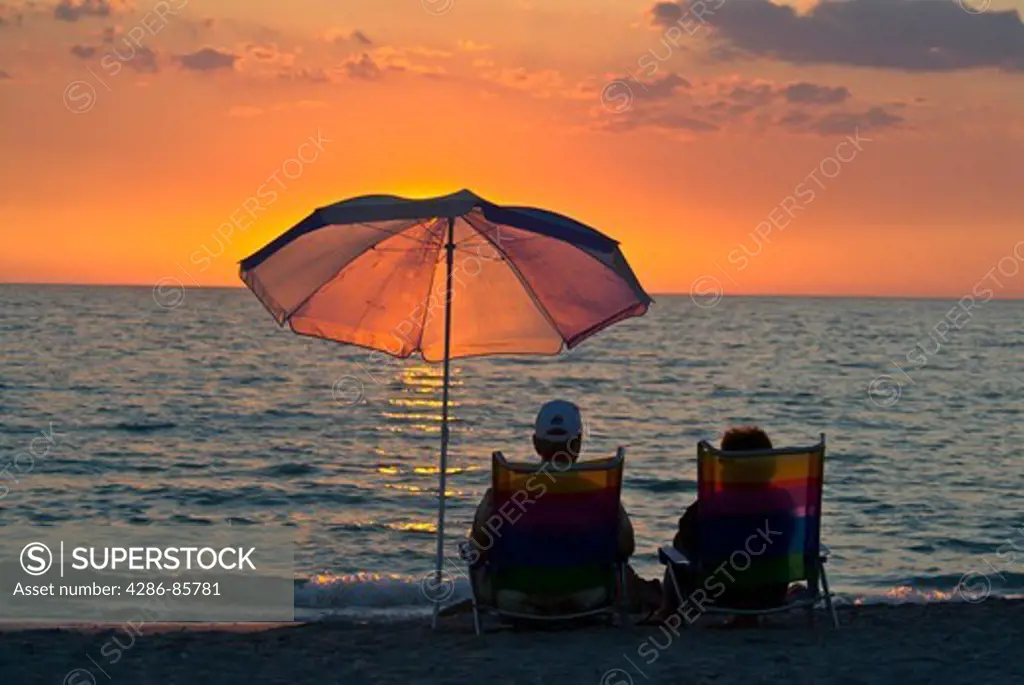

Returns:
239,189,652,624
240,189,651,360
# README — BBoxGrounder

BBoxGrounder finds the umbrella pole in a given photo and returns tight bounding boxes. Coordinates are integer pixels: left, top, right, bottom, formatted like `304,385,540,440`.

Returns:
432,216,455,629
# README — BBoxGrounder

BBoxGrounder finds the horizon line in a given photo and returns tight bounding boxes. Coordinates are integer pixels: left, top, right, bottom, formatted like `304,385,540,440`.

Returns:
2,281,1023,303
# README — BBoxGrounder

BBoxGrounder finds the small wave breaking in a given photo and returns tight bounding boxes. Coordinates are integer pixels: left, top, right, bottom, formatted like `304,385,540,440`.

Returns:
289,571,1024,622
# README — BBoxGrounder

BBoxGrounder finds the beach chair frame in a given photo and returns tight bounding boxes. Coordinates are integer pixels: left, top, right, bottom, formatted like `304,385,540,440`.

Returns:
658,434,839,629
461,448,630,635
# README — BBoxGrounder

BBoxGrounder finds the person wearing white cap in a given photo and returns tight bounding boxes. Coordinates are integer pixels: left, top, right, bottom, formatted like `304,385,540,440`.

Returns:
530,399,586,464
464,400,661,615
470,400,625,552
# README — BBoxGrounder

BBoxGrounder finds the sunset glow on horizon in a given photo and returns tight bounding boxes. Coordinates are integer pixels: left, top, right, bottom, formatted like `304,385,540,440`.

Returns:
2,0,1023,298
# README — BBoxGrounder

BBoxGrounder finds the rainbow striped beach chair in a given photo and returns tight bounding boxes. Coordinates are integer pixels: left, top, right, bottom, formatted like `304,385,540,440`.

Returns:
461,449,629,634
658,434,838,628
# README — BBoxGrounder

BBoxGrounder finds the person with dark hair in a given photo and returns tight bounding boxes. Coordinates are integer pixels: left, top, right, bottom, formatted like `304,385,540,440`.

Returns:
672,426,774,560
654,426,790,623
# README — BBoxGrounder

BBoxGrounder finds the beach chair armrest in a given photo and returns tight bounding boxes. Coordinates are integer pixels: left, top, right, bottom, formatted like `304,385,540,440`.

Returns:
820,543,831,561
658,545,692,568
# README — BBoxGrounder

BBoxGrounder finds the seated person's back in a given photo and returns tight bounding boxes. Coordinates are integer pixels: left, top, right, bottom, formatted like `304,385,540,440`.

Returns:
469,400,636,614
674,426,795,609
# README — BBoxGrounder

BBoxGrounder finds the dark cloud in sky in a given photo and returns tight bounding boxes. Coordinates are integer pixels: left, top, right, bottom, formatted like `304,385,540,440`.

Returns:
782,82,850,105
351,30,373,46
327,29,374,47
128,45,159,73
54,0,130,23
726,82,775,106
650,1,688,25
723,81,851,107
73,40,160,72
344,53,383,80
596,73,901,137
631,72,692,101
809,106,905,135
597,105,720,134
651,0,1024,72
776,104,904,135
70,44,99,60
176,47,239,71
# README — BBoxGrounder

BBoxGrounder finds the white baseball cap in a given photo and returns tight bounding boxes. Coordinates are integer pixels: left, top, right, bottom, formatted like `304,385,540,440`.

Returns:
534,400,583,441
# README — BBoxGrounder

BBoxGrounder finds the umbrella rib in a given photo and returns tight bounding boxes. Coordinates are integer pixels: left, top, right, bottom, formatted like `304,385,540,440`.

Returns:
350,218,446,339
564,300,647,349
463,214,566,346
450,236,514,260
283,324,416,359
280,218,435,323
354,220,438,245
427,216,452,246
281,264,351,324
453,234,547,247
414,219,447,355
349,256,405,335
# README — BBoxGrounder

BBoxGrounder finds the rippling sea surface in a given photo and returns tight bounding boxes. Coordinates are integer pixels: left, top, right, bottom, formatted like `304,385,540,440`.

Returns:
2,285,1022,615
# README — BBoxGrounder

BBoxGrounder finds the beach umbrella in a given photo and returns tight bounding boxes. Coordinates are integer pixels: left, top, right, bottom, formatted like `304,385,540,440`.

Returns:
238,189,652,625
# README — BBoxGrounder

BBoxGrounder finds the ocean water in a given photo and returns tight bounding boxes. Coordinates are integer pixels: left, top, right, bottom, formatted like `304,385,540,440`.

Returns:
2,285,1023,617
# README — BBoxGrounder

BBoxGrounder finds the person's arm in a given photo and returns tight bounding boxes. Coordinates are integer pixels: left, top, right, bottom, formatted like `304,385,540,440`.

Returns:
673,501,698,555
469,489,494,560
618,503,636,559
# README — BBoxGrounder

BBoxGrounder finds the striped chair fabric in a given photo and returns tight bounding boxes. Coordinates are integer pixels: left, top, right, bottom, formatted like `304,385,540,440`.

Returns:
488,451,624,597
696,440,825,592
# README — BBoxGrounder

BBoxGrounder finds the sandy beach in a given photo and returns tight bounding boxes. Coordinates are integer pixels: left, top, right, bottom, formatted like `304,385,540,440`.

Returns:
3,599,1021,685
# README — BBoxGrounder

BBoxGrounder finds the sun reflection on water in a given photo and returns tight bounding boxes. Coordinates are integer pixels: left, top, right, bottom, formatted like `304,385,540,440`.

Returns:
381,412,446,422
379,366,459,428
413,465,469,475
378,423,442,434
389,398,445,408
366,363,473,500
385,522,437,534
383,483,461,497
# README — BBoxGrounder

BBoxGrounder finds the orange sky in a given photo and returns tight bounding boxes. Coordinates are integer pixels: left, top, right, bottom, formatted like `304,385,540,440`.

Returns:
1,0,1023,297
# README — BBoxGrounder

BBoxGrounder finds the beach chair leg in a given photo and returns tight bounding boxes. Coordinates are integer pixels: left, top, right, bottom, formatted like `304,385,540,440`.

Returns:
472,601,481,636
668,565,685,607
819,565,839,630
618,565,632,628
663,566,697,628
467,564,483,636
